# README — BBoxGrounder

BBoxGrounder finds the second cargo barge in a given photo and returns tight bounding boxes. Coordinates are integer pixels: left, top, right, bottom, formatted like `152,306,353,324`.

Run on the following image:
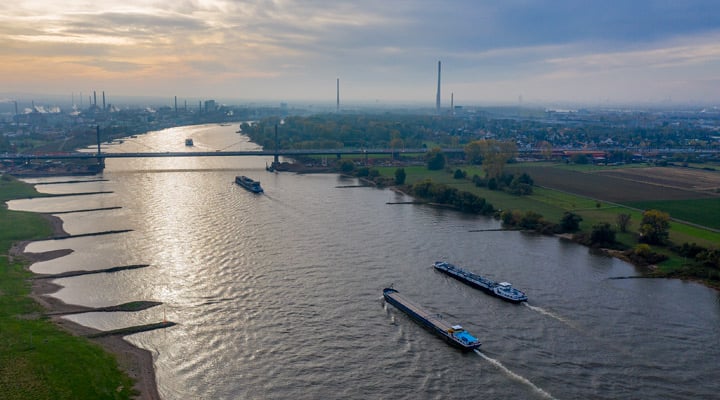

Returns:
383,286,481,351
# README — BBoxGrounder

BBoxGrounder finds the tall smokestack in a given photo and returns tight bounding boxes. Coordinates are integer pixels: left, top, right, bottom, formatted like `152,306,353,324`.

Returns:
451,92,454,114
336,78,340,112
174,96,178,113
436,60,441,112
102,91,106,110
93,91,97,107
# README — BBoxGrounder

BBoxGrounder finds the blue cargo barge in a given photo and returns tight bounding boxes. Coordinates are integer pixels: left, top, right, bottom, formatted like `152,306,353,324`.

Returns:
433,261,528,303
383,287,481,351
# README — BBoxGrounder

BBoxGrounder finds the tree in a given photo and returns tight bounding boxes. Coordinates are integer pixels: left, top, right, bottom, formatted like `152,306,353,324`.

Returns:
464,141,483,164
639,209,670,245
560,212,583,233
339,159,355,173
453,169,466,179
394,168,406,185
426,147,446,170
487,177,498,190
507,172,534,195
538,140,553,160
616,213,631,233
519,211,544,230
590,223,616,246
465,139,517,179
356,167,369,177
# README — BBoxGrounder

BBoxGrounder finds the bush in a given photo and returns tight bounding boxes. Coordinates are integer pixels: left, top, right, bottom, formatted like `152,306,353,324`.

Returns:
624,244,668,266
408,179,494,215
472,174,487,187
339,159,355,173
560,212,583,233
487,177,498,190
394,168,406,185
590,222,616,246
426,148,446,170
519,211,544,230
673,242,706,259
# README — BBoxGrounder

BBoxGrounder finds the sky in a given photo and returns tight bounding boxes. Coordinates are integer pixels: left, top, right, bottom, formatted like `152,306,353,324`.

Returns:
1,0,720,107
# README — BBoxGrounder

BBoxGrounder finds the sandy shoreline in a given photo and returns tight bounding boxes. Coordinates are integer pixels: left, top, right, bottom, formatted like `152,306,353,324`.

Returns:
10,213,161,400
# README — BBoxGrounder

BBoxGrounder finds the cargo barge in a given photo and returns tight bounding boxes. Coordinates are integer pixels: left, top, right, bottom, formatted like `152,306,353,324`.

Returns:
433,261,527,303
383,287,481,351
235,175,264,193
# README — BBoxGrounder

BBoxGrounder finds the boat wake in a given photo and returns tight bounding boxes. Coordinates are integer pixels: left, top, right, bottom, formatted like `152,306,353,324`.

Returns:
523,303,576,328
475,350,557,400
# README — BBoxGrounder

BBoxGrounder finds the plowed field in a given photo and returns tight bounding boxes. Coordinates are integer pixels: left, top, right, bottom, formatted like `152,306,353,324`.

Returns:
595,167,720,193
512,166,720,203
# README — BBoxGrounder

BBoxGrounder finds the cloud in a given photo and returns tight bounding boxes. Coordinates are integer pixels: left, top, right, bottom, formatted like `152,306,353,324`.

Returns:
1,0,720,103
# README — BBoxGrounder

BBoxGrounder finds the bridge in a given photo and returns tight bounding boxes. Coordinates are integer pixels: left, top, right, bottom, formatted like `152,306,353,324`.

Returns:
3,144,717,164
4,146,718,163
0,147,442,174
2,148,435,161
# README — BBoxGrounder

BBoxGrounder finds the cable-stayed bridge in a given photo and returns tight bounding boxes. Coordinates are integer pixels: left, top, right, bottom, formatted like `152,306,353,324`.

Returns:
2,148,440,161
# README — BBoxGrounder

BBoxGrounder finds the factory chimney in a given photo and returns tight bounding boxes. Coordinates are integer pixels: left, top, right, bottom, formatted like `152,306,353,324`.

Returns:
174,96,178,114
336,78,340,112
451,92,454,114
436,61,441,113
102,91,106,111
93,91,97,108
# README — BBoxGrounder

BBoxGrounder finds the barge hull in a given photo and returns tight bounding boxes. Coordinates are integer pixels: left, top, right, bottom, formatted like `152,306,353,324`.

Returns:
383,288,480,351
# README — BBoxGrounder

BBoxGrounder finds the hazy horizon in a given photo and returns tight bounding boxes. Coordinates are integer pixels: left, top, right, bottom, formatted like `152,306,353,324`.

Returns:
2,1,720,107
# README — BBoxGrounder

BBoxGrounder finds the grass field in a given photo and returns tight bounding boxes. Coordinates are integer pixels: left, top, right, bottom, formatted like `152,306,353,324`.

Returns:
0,175,135,399
625,198,720,231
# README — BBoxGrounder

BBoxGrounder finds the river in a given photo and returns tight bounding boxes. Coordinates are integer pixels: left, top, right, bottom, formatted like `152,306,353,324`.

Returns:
9,123,720,399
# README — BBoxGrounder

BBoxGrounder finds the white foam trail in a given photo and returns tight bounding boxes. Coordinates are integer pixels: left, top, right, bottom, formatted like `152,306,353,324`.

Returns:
475,350,557,400
523,303,576,328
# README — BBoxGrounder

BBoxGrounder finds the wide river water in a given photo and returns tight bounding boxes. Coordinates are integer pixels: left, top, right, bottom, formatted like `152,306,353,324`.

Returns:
9,124,720,399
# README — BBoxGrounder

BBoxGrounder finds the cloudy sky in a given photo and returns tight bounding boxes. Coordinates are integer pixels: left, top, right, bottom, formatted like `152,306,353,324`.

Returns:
1,0,719,106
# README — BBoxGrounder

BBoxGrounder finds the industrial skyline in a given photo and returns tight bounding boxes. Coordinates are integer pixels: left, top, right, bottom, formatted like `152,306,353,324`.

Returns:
2,1,720,106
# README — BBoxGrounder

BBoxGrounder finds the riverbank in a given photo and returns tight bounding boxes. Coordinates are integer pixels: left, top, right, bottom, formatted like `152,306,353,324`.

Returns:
10,213,161,400
10,214,160,400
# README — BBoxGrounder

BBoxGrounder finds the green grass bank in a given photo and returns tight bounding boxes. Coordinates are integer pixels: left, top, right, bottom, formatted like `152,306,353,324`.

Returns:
0,174,136,400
